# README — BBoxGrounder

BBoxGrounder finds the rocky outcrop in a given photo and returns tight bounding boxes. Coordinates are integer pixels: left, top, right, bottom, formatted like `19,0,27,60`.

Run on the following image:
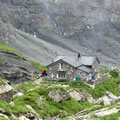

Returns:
96,91,119,105
13,92,24,98
0,113,9,120
68,106,120,120
69,88,96,103
48,89,71,103
48,88,95,103
0,81,16,102
0,51,40,84
94,108,120,117
69,89,89,102
19,116,29,120
25,105,42,119
37,96,44,106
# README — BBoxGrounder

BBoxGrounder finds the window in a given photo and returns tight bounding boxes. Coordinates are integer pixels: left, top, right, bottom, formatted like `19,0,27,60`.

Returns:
58,71,66,78
59,63,63,69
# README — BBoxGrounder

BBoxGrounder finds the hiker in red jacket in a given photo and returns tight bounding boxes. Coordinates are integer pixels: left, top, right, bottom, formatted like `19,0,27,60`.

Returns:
41,70,44,77
41,70,48,77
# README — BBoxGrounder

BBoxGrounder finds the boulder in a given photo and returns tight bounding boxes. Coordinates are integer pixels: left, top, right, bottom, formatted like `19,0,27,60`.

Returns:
11,114,17,120
87,95,96,104
49,84,69,88
94,108,120,117
48,89,71,103
45,114,62,120
13,92,24,98
0,82,16,102
69,90,83,102
69,89,93,103
96,92,118,105
26,105,42,120
9,101,15,106
19,116,30,120
0,108,5,114
25,113,35,120
37,96,44,106
0,113,9,120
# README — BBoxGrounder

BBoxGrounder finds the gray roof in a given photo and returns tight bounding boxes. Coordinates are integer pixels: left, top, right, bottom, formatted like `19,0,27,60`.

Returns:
78,66,93,73
54,55,96,67
49,55,97,73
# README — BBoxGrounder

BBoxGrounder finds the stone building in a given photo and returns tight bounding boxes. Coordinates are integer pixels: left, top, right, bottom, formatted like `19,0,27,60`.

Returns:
47,54,100,81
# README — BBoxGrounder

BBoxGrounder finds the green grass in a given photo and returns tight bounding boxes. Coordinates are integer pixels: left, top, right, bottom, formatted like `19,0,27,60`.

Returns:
100,112,120,120
0,78,8,85
12,81,94,119
0,100,30,116
91,77,120,99
0,43,27,59
1,77,120,119
0,43,47,71
60,99,93,116
46,77,120,100
13,80,36,93
30,60,47,71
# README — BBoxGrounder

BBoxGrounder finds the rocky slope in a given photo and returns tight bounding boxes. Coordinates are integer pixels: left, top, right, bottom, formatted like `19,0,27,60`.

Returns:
0,41,42,84
0,0,120,66
0,51,40,84
0,74,120,120
0,22,75,65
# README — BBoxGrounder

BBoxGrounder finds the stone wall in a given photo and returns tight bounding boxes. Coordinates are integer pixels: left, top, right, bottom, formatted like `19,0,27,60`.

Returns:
92,58,100,73
47,60,89,81
76,69,90,80
47,60,75,81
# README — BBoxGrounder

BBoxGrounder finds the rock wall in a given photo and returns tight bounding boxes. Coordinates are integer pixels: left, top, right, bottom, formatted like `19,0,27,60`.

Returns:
0,51,40,84
0,82,16,102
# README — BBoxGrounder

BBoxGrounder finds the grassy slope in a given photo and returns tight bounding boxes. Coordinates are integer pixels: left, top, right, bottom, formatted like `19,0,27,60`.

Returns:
0,76,120,119
0,43,27,59
11,80,93,119
0,43,47,71
99,112,120,120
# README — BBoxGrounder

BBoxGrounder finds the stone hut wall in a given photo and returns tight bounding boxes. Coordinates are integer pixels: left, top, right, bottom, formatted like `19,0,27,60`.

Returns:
76,69,89,80
47,60,90,81
92,59,100,73
47,60,76,81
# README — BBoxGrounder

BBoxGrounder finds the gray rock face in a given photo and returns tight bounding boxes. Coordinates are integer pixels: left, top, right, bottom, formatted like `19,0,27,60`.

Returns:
13,92,24,98
25,105,42,119
37,96,44,106
0,108,5,114
0,51,40,84
94,108,120,117
0,0,120,66
48,89,71,103
0,22,75,65
0,82,16,102
69,89,89,102
96,91,118,105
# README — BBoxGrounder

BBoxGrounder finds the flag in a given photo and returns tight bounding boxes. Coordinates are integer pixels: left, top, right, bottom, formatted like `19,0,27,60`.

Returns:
105,43,108,53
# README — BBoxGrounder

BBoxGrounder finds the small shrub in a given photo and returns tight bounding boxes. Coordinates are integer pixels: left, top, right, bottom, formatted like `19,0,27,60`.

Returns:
109,70,119,78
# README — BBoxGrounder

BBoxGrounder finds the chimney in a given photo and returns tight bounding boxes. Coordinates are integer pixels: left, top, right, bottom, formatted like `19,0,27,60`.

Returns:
78,53,80,59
